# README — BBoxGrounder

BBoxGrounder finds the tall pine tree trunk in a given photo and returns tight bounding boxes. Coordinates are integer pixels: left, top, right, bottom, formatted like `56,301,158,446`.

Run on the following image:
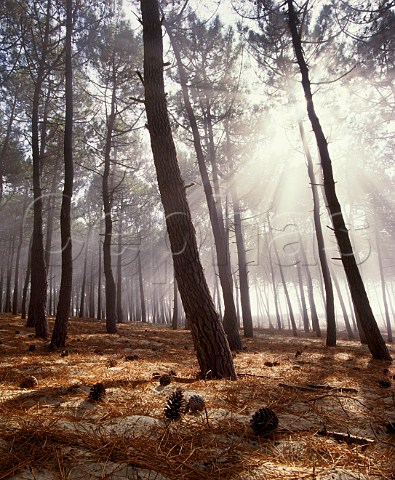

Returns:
288,0,390,360
164,21,241,352
50,0,74,348
141,0,236,378
102,78,117,333
27,0,51,339
298,121,335,345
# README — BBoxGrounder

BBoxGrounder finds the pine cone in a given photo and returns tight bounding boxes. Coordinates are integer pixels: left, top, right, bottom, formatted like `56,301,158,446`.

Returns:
186,394,205,413
159,374,171,386
20,375,38,388
164,388,186,420
250,407,279,435
88,382,106,402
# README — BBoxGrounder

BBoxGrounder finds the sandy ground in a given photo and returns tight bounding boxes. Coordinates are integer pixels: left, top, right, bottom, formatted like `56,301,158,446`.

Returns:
0,314,394,479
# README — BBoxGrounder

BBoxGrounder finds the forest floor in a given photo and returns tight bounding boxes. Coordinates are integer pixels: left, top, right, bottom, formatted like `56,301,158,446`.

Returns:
0,314,394,480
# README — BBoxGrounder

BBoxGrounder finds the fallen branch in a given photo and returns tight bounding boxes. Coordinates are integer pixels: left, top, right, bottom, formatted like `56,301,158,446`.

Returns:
279,383,358,393
317,429,374,447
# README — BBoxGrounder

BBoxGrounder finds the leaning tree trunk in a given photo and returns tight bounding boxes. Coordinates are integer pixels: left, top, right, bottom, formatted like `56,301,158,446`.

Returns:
140,0,236,379
51,0,74,348
164,21,241,352
27,0,52,339
288,0,391,360
299,121,336,345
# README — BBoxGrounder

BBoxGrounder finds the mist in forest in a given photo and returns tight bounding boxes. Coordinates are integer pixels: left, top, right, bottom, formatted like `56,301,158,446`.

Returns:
0,0,393,345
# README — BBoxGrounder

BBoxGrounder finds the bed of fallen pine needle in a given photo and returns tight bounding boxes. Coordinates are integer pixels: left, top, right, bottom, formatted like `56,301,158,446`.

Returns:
0,313,394,480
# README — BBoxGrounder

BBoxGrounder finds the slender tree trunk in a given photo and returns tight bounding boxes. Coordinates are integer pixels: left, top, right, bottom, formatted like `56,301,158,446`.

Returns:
331,268,355,339
50,0,74,348
102,76,117,333
5,231,15,313
172,271,178,330
12,192,28,314
165,21,241,352
288,0,391,360
97,219,103,320
299,121,335,344
21,236,32,320
137,248,146,322
376,230,392,342
141,0,236,378
116,201,124,323
299,238,321,336
296,262,310,332
79,231,90,318
274,240,297,336
27,0,52,338
0,95,17,200
226,120,253,337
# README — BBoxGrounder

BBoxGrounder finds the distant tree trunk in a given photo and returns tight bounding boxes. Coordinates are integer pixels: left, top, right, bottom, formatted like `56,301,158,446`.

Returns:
165,21,241,352
141,0,236,378
12,192,28,314
331,269,355,339
97,221,103,320
0,95,17,199
50,0,74,348
376,230,392,342
137,248,146,322
298,121,335,345
21,236,32,320
288,0,390,361
88,258,95,318
296,262,309,332
79,231,90,318
227,122,253,337
116,201,124,323
268,216,297,335
274,242,297,336
102,79,117,333
299,238,321,336
5,231,15,313
172,271,178,330
44,154,60,272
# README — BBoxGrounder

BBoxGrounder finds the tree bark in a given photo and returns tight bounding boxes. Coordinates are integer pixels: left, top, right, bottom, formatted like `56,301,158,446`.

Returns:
27,0,51,338
50,0,74,348
287,0,391,360
164,21,242,352
102,73,117,333
140,0,236,379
